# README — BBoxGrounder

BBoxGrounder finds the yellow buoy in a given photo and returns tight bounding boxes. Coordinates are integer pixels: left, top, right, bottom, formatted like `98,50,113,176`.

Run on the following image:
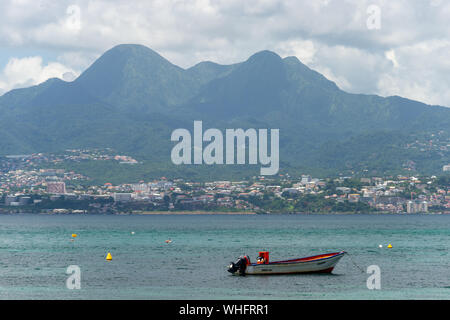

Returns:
387,244,393,248
106,252,112,261
72,234,77,238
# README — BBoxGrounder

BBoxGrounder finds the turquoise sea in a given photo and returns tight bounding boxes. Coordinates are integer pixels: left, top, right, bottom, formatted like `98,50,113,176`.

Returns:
0,213,449,300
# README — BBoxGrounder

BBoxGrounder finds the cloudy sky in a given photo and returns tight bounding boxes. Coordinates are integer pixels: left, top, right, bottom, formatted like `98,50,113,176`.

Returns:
0,0,449,106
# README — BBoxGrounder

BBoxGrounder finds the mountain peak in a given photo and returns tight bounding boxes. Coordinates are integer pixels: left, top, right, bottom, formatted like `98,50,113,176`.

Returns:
236,50,285,76
78,44,171,78
74,43,185,105
247,50,282,63
106,43,165,59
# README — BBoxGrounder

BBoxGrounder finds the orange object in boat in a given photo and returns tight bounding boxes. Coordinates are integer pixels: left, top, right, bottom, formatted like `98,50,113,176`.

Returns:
257,251,269,264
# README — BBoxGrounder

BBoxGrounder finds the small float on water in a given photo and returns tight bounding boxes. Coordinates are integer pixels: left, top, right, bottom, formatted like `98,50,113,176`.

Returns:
227,251,346,275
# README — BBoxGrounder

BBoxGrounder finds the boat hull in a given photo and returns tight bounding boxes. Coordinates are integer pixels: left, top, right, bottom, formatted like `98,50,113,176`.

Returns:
241,251,346,275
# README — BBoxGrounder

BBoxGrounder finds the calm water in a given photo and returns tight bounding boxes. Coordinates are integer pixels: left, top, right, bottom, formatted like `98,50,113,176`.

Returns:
0,213,449,300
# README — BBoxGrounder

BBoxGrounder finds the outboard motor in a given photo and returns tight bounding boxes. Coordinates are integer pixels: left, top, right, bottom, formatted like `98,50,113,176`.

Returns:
227,255,250,275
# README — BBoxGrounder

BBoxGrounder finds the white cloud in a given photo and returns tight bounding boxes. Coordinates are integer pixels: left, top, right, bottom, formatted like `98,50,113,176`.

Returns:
377,39,450,106
276,39,317,65
0,0,449,106
385,50,399,68
57,51,100,70
0,56,79,93
62,71,76,82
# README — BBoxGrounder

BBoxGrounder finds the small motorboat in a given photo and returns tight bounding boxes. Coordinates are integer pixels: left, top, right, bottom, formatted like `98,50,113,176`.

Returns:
227,251,346,275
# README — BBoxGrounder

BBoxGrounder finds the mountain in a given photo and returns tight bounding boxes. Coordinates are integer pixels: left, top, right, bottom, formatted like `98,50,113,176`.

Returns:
0,44,449,181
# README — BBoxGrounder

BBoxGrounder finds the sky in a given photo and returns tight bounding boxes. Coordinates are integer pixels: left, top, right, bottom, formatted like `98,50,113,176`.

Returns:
0,0,449,107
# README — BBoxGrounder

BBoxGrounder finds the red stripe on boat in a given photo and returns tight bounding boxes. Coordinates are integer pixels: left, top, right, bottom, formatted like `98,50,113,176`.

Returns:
269,251,344,264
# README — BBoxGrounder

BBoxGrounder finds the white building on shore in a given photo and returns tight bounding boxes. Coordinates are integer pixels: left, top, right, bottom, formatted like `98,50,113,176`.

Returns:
406,200,428,213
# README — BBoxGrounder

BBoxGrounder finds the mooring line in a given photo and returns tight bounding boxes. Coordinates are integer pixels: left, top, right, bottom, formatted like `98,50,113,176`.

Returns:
346,252,365,273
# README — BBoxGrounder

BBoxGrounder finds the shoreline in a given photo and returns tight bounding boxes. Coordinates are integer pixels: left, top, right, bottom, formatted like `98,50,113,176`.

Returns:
1,210,448,215
130,210,256,215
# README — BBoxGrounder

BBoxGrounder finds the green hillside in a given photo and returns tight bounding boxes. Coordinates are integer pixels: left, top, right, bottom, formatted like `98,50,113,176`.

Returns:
0,44,448,180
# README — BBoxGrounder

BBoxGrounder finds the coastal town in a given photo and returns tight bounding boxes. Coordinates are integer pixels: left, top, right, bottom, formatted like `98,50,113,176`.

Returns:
1,150,449,215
